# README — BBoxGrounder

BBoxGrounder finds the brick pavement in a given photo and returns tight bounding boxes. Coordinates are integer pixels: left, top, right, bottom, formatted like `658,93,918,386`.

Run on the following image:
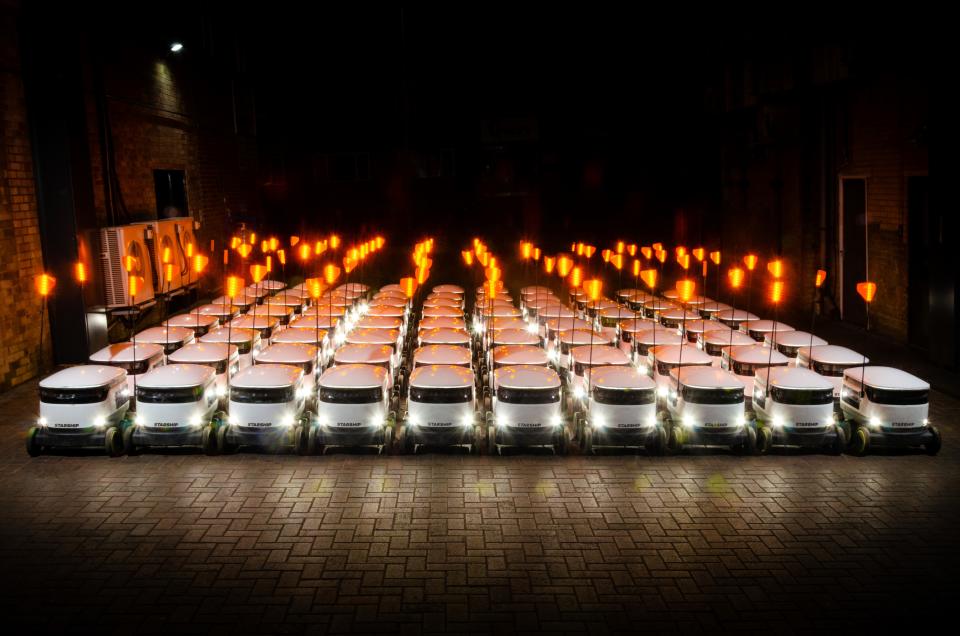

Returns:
1,380,959,634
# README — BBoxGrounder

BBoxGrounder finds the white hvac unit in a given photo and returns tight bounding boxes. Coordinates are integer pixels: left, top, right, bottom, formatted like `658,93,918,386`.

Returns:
147,217,199,295
99,223,156,307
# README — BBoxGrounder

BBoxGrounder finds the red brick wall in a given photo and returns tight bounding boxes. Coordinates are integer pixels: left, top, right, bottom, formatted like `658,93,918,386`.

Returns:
0,5,48,390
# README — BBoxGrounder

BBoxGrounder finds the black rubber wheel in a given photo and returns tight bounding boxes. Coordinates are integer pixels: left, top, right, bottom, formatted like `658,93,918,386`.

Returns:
202,425,218,455
295,425,310,455
738,426,757,455
573,412,585,442
925,425,941,456
122,425,139,456
828,426,846,455
667,426,683,454
472,424,483,455
382,425,394,454
25,427,41,457
646,426,667,456
104,427,123,457
757,427,773,455
554,427,569,456
582,427,593,455
217,425,237,454
487,424,498,455
307,426,324,456
850,427,870,457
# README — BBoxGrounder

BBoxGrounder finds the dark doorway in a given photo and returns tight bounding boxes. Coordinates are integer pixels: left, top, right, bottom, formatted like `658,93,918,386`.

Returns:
841,177,867,327
154,169,189,218
908,176,955,367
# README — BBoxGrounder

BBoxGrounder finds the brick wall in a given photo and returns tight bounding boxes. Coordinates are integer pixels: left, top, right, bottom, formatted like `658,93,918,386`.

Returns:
0,5,47,390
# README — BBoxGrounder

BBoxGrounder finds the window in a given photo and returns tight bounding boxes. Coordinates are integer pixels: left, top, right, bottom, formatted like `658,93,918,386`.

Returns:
320,386,382,404
109,359,152,374
776,344,799,358
865,387,928,405
705,342,726,357
496,386,560,404
812,361,854,377
154,170,188,218
137,385,206,403
231,386,295,404
39,386,109,404
681,386,744,404
770,387,833,405
592,387,655,406
409,386,472,404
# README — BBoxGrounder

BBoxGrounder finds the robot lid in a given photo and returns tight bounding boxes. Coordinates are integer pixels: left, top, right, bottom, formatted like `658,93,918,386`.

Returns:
618,318,656,334
558,329,608,346
244,284,270,298
520,285,552,297
570,345,631,367
756,367,833,391
231,314,280,330
699,301,732,314
137,364,215,389
494,364,561,390
334,343,393,365
650,344,713,366
266,295,304,309
413,345,472,366
771,331,828,348
587,365,656,391
256,343,319,365
545,316,591,332
168,343,238,364
291,314,341,330
842,366,929,391
248,304,294,320
725,344,790,365
319,363,387,389
369,296,407,308
91,342,164,363
408,364,474,389
682,320,714,337
339,282,370,293
741,319,795,334
419,316,466,331
40,365,127,389
200,327,257,345
492,345,550,366
272,289,309,302
539,305,577,320
346,328,401,345
423,305,464,318
480,305,521,318
526,296,561,311
373,289,408,301
432,284,465,295
587,299,619,311
670,366,745,391
660,308,702,323
366,304,406,317
642,298,678,311
356,315,404,330
423,297,462,308
164,313,219,330
271,328,328,345
378,283,404,293
135,326,194,344
491,328,540,346
420,327,470,344
196,303,240,319
799,345,867,365
715,308,760,322
617,288,649,302
600,307,642,320
259,279,286,291
231,363,303,389
701,329,755,346
212,292,258,306
631,328,684,345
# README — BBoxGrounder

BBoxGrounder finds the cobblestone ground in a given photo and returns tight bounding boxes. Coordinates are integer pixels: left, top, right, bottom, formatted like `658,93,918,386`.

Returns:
1,380,958,634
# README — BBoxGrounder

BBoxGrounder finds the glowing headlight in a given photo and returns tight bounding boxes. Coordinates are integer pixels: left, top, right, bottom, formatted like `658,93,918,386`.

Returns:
94,416,106,429
280,413,295,427
229,415,238,425
646,416,657,428
593,416,606,429
408,415,420,428
551,414,562,428
638,363,649,374
296,386,310,399
923,418,929,427
37,416,47,427
496,416,507,428
372,414,385,428
657,386,669,398
135,415,144,426
869,417,881,430
754,388,763,400
735,415,746,427
825,414,836,426
190,413,203,427
462,415,474,428
526,322,539,335
572,385,585,400
682,415,695,429
772,416,783,429
252,349,260,358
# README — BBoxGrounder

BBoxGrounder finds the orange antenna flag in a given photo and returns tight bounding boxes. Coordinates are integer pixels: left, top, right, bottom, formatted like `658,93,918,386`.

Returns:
692,247,705,262
305,277,324,300
584,278,602,301
343,256,357,274
461,250,474,266
225,275,244,299
520,242,533,260
415,265,430,285
631,259,641,277
186,242,195,258
556,255,573,277
569,266,583,289
770,280,785,304
164,263,174,283
856,281,877,303
248,232,256,245
584,245,596,259
223,249,229,265
640,246,653,260
485,266,501,283
652,242,663,252
299,244,312,261
35,274,56,296
322,264,341,285
616,240,625,254
269,237,279,252
399,277,417,298
329,234,341,250
314,240,326,255
678,253,691,270
237,243,252,259
128,275,144,297
249,264,267,283
640,268,657,290
532,247,541,261
123,255,137,273
477,252,490,268
485,279,499,297
655,249,667,264
277,249,286,266
290,236,300,247
193,254,209,274
675,279,696,303
675,246,687,259
709,250,721,266
601,249,613,263
610,254,624,271
767,259,784,279
815,269,827,288
743,253,758,271
576,242,585,256
74,262,88,284
702,260,708,277
543,256,556,274
627,244,637,257
728,266,745,289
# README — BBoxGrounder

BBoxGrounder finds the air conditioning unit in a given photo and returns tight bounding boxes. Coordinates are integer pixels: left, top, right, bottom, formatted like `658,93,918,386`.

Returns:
99,223,156,307
146,217,199,295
